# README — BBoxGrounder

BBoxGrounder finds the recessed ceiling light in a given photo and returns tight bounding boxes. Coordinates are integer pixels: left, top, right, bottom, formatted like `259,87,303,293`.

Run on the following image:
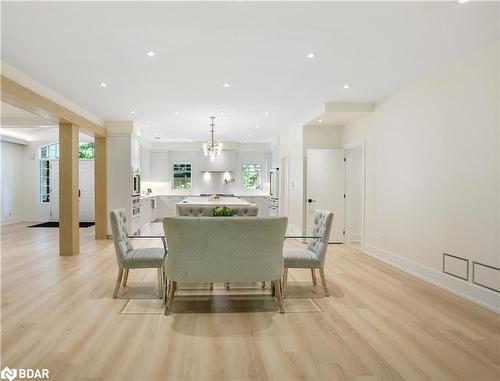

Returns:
248,133,252,137
145,124,149,127
219,111,225,115
458,0,470,4
154,136,161,140
174,111,180,115
306,52,316,59
343,84,351,89
99,82,107,87
146,50,156,57
222,83,231,88
130,110,135,114
255,125,259,128
264,111,270,115
318,119,323,123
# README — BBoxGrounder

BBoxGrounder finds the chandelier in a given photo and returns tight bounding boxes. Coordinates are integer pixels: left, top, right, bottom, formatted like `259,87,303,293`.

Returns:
202,116,223,161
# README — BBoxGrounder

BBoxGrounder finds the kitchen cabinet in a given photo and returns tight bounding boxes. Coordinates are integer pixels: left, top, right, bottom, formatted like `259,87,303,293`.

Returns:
140,197,154,227
151,152,170,182
157,196,170,218
140,147,151,180
239,196,268,217
131,137,141,170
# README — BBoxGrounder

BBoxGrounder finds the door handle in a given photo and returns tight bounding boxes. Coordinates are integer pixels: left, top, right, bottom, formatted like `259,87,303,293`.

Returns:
308,198,316,203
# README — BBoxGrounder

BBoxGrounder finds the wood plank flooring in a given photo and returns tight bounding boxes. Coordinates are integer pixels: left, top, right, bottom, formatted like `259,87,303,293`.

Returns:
1,222,499,380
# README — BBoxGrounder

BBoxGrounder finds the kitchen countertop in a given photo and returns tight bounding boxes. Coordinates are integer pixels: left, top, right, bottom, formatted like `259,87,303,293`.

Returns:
141,193,269,199
177,196,251,206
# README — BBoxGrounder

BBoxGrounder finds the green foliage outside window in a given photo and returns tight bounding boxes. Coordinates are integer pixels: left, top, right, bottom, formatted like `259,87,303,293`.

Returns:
242,163,262,190
173,163,192,190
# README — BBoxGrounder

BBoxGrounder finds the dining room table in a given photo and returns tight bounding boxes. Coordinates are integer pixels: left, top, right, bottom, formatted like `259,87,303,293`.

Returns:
130,221,322,251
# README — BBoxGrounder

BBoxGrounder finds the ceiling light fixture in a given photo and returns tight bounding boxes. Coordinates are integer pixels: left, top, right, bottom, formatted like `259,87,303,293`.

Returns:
130,110,135,114
248,133,252,137
264,111,270,115
318,119,323,123
255,125,259,128
219,111,225,115
174,111,180,115
99,82,107,87
202,116,223,162
306,52,316,59
222,83,230,88
458,0,470,4
343,84,351,89
145,124,149,127
146,50,156,57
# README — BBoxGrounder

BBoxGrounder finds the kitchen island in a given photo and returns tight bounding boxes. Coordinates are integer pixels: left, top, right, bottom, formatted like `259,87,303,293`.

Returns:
176,196,258,216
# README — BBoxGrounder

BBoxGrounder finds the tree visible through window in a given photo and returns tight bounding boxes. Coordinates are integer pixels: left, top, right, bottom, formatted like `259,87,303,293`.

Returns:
242,163,262,190
173,163,192,190
38,142,95,203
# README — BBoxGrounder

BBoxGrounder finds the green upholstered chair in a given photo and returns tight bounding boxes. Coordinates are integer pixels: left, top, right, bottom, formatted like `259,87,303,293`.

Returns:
162,216,288,315
283,210,333,297
110,209,165,298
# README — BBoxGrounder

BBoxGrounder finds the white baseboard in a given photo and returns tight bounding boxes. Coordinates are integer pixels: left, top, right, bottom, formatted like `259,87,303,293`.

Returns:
362,243,500,314
347,232,361,243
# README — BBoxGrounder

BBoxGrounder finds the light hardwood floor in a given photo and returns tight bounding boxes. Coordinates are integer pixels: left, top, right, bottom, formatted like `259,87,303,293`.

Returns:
1,222,499,381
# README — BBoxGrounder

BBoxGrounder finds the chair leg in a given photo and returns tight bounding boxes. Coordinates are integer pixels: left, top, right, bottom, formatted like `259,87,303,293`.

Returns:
261,281,266,289
274,280,285,314
122,268,129,286
311,268,317,286
283,268,288,298
165,280,177,316
210,283,214,291
113,268,124,298
163,271,168,305
225,282,230,290
319,268,329,297
157,267,163,299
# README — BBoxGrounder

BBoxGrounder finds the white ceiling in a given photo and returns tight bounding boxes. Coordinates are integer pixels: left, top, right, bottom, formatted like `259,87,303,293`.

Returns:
0,102,57,141
1,1,498,142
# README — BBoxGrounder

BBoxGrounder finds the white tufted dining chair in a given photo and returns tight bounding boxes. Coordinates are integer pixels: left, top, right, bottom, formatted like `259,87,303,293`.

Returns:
283,210,333,297
110,209,166,298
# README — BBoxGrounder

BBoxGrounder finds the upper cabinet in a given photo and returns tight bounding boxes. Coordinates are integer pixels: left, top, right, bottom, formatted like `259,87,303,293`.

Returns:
140,146,151,180
200,150,236,172
150,151,170,182
131,136,141,170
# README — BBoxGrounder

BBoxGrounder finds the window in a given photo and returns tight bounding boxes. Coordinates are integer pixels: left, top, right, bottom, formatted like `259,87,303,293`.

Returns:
242,163,263,190
40,160,50,203
173,163,192,190
38,142,95,203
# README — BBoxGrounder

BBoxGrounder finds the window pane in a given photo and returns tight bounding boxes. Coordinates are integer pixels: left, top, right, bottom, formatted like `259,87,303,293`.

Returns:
173,162,192,189
242,163,262,190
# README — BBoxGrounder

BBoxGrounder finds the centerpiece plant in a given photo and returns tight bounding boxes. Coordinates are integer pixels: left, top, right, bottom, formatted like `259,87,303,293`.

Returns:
212,206,236,217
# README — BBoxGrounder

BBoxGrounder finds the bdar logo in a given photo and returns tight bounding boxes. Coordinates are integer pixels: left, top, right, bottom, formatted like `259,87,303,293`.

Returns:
0,367,17,381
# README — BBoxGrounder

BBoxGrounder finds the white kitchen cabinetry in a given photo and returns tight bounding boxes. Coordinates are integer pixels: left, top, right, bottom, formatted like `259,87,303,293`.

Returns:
131,137,141,170
239,196,268,217
140,197,154,227
140,147,151,180
157,196,170,218
151,152,170,182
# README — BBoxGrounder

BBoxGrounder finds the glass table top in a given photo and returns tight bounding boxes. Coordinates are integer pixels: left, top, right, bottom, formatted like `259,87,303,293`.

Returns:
130,221,320,239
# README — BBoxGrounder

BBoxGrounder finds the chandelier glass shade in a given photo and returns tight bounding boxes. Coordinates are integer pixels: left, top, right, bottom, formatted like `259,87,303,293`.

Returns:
202,116,223,161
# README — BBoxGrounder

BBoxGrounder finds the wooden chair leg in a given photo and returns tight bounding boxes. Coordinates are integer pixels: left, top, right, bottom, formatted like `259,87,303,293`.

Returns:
113,268,123,298
274,280,285,314
210,283,214,290
122,268,129,286
311,268,317,286
163,271,168,305
283,268,288,298
319,268,329,297
225,282,230,290
157,267,163,299
165,280,177,315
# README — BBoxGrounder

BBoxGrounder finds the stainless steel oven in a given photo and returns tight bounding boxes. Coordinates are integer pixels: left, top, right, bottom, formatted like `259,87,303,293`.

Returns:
132,173,141,196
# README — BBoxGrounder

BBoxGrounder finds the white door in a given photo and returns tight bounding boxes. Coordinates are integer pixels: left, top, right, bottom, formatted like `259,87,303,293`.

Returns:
79,161,95,221
306,149,345,243
345,146,363,243
50,160,94,221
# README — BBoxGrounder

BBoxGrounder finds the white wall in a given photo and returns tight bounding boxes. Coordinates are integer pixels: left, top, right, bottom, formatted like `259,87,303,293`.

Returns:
345,145,363,243
0,140,30,224
342,42,500,310
303,125,343,150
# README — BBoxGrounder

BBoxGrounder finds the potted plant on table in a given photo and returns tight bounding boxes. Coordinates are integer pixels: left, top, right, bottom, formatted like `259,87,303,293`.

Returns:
212,206,236,217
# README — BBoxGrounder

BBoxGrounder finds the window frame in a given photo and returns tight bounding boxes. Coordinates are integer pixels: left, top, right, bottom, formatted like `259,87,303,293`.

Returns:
172,162,193,190
241,162,264,191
